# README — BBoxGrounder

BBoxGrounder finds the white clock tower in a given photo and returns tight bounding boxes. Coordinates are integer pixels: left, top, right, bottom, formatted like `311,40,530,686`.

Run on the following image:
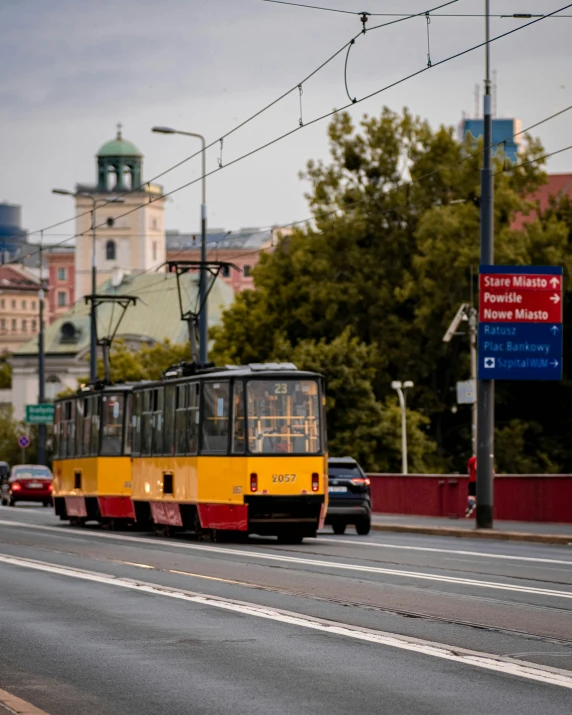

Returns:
74,125,166,301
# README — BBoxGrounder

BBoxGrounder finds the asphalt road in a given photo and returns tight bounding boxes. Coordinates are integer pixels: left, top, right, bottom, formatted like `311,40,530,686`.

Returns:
1,504,571,715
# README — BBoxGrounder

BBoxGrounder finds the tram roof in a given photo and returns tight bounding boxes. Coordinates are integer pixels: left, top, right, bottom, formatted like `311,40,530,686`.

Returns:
135,362,323,388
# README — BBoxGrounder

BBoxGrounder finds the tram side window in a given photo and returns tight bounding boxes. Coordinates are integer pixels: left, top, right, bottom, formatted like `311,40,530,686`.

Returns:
201,382,230,454
188,383,200,455
132,392,142,455
101,394,124,455
142,390,153,456
232,381,245,453
124,394,132,455
90,397,101,455
59,403,68,459
63,399,76,458
163,385,176,456
151,388,164,455
54,403,61,458
76,398,84,457
175,384,187,455
82,398,92,456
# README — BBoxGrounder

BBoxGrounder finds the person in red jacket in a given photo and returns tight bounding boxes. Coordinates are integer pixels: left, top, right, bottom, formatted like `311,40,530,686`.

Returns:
465,455,477,517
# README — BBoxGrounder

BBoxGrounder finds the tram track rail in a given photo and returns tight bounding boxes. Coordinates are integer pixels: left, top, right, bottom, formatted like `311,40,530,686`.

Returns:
2,535,572,652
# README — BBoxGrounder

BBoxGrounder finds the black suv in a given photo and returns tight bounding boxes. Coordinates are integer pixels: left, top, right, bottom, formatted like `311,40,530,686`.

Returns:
325,456,371,535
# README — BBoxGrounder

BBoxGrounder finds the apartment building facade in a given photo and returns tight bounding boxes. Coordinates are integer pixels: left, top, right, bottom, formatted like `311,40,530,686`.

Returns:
0,265,41,354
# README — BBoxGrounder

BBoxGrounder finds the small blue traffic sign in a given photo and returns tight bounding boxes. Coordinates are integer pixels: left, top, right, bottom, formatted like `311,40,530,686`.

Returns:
18,435,31,449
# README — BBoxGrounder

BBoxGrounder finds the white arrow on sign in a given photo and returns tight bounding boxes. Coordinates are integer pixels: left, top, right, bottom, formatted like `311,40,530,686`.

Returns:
550,293,561,304
551,359,559,368
550,325,560,334
550,276,560,288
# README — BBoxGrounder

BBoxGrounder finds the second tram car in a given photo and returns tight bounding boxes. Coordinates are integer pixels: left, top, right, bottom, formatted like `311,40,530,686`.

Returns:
52,385,135,526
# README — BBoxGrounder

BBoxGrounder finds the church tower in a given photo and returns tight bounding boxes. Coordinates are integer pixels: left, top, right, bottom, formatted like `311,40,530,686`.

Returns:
74,125,166,302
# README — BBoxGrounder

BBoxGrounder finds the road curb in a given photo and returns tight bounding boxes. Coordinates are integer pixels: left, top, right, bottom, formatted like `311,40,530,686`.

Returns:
0,687,49,715
371,523,572,545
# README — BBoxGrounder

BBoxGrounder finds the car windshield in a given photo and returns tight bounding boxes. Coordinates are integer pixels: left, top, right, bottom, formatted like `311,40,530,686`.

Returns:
247,379,321,454
13,467,51,479
329,464,362,479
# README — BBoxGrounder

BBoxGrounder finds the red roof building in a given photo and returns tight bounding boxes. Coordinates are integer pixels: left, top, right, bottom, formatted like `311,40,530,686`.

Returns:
512,173,572,231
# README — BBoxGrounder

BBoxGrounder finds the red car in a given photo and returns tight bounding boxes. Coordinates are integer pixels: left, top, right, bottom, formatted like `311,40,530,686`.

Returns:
1,465,53,507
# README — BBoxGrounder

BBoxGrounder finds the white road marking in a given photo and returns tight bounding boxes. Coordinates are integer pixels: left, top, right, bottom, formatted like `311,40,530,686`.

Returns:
1,552,571,690
317,537,572,566
1,519,572,600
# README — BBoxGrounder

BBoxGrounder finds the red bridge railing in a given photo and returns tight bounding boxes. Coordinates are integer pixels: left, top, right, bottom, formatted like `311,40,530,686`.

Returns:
366,473,572,523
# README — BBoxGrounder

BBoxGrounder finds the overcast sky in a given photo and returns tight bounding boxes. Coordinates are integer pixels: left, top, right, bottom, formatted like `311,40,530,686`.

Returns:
1,0,571,245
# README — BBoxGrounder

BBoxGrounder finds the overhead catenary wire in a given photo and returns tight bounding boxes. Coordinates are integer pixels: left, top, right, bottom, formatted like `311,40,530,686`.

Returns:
70,134,572,309
11,0,462,245
19,96,572,288
261,0,572,18
8,2,572,269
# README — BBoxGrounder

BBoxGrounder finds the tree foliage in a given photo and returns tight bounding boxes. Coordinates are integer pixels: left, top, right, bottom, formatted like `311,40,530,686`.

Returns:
212,106,571,473
89,339,192,385
0,355,11,389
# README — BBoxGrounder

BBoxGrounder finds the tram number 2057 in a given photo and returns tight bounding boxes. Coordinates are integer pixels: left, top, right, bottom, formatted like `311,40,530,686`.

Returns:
272,474,296,483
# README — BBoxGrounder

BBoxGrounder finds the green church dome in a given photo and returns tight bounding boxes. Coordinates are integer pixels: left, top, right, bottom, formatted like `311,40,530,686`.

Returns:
97,125,142,157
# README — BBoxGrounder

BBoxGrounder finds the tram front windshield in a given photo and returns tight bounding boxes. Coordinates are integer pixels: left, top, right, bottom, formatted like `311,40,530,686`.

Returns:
247,379,321,454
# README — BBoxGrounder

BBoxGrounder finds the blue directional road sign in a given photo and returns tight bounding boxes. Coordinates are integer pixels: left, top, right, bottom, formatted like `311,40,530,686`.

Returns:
478,323,563,380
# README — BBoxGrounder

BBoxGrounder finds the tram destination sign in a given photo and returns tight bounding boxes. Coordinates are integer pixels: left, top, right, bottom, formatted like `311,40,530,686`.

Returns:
478,265,563,380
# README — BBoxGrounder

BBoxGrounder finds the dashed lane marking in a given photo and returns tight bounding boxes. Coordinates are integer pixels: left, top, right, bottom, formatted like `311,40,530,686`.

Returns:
316,537,572,566
1,553,572,691
1,520,572,600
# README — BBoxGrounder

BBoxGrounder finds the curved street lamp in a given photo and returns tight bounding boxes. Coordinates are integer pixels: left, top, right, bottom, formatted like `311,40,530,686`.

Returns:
391,380,414,475
152,125,208,365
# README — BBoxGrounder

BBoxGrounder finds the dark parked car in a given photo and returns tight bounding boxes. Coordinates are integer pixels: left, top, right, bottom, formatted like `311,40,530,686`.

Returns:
0,462,9,481
1,464,53,507
325,456,371,535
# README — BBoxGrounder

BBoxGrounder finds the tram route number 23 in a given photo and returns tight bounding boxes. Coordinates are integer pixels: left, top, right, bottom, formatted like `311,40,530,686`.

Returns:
272,474,296,483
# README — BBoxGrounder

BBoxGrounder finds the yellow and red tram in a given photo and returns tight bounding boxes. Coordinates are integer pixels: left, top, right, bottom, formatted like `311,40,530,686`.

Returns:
52,384,135,526
52,363,328,542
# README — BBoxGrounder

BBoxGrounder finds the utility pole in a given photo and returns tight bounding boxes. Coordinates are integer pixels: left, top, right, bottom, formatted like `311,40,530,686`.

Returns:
37,231,46,465
476,0,494,529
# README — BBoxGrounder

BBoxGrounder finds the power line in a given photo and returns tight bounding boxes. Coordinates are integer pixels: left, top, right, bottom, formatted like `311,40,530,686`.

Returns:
493,143,572,176
261,0,572,18
15,0,462,244
8,2,571,269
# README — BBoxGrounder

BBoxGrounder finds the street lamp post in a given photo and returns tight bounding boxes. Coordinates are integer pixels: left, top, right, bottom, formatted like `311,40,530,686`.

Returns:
391,380,414,475
52,190,123,383
152,126,208,364
37,230,46,465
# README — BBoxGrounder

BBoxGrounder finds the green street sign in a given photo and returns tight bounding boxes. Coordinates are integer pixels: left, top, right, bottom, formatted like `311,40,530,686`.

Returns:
25,404,55,424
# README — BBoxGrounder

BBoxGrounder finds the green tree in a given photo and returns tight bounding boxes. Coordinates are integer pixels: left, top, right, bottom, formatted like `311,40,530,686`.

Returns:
0,355,11,389
213,106,568,472
79,339,193,386
0,405,21,465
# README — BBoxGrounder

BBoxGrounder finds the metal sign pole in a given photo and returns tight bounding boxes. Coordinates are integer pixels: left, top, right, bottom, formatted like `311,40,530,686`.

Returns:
476,0,495,529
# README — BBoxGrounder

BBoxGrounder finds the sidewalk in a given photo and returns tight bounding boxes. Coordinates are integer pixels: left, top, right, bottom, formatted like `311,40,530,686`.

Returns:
371,513,572,545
